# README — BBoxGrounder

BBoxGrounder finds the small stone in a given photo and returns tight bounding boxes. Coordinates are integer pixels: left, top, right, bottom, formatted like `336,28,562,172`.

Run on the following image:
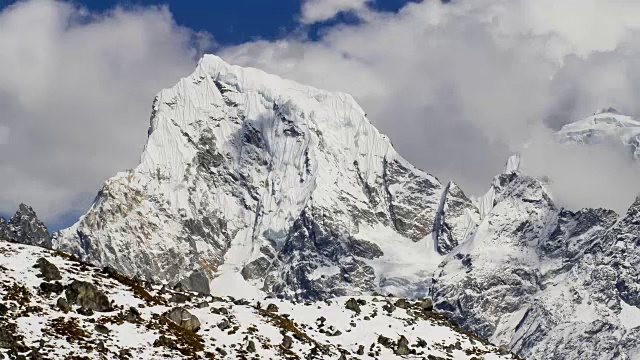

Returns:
39,282,63,295
377,335,393,348
266,303,279,313
121,307,141,323
196,301,209,308
395,335,410,355
246,340,256,353
95,324,110,335
382,302,395,313
76,307,94,316
154,335,177,348
394,298,410,309
217,319,230,330
345,298,361,314
357,345,365,355
56,297,70,313
282,334,293,349
169,293,191,304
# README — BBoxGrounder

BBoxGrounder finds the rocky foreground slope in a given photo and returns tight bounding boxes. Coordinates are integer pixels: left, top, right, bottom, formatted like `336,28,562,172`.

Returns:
0,238,516,359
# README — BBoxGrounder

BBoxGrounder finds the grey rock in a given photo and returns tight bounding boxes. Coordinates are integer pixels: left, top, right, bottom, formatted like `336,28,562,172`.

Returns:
0,204,52,249
56,297,70,313
65,280,111,312
394,298,410,309
35,258,61,281
165,307,200,332
395,335,410,355
418,298,433,312
282,334,293,349
266,303,279,313
39,282,63,295
345,298,361,314
246,340,256,353
175,269,210,294
95,324,110,335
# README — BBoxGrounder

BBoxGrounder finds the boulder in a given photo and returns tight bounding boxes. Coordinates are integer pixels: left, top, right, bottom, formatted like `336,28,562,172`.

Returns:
39,282,63,295
345,298,361,314
266,303,279,313
164,307,200,332
394,298,410,309
418,298,433,312
395,335,410,355
56,297,71,313
35,258,61,281
65,280,111,312
282,334,293,349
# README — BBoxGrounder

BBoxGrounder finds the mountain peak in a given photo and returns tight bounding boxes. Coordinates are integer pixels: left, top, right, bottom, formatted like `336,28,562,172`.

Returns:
54,55,477,300
594,106,621,115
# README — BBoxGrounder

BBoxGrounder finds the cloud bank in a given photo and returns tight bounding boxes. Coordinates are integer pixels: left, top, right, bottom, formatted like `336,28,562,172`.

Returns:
0,0,208,226
222,0,640,213
3,0,640,228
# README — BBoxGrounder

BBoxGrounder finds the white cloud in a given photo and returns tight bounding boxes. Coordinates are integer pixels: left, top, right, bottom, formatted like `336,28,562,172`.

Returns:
300,0,372,24
0,0,209,225
4,0,640,226
221,0,640,213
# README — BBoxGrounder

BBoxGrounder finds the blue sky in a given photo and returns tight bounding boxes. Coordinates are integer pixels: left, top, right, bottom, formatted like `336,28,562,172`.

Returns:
0,0,420,45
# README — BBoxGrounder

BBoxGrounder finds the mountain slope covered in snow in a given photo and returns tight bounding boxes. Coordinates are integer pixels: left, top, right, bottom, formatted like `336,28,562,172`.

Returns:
0,238,516,360
557,107,640,160
54,55,477,300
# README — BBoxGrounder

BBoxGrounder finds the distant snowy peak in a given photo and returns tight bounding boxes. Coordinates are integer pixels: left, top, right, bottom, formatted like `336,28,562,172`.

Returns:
557,108,640,159
55,54,478,300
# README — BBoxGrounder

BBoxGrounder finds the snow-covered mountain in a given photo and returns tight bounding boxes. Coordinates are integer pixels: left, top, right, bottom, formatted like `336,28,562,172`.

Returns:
54,55,478,300
0,238,517,360
431,165,640,359
41,56,640,359
557,107,640,159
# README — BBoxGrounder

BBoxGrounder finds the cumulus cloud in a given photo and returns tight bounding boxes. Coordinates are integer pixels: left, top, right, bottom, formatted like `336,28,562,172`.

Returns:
300,0,372,24
0,0,209,226
221,0,640,214
4,0,640,228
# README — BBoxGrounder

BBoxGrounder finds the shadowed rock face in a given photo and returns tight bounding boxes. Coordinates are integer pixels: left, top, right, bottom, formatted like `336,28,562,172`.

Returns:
0,204,51,249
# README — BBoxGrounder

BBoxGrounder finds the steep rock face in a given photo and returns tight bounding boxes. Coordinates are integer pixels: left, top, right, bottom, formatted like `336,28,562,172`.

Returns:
0,204,51,248
431,168,640,359
55,55,476,298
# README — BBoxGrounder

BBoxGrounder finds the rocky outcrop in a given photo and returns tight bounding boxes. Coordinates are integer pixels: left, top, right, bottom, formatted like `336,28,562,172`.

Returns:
164,307,201,332
65,280,112,312
0,204,51,248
